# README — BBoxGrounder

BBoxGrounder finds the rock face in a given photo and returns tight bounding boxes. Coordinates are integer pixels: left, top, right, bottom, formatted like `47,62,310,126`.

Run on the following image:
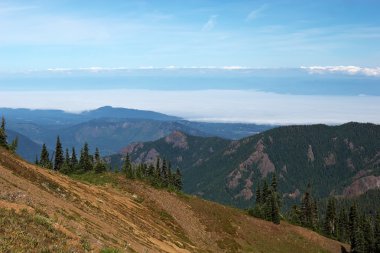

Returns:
324,153,336,166
165,131,189,149
227,139,276,200
307,145,315,162
343,175,380,197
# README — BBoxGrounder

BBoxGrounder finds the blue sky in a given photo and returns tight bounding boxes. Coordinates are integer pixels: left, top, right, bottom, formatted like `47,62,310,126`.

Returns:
0,1,379,124
1,0,380,70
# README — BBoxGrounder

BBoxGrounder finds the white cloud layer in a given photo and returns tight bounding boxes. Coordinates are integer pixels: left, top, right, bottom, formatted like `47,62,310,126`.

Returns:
0,90,379,125
301,66,380,77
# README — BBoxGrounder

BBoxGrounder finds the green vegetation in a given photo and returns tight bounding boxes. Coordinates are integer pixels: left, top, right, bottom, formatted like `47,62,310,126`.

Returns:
285,187,380,253
0,116,18,153
248,174,281,224
0,208,69,252
122,154,183,191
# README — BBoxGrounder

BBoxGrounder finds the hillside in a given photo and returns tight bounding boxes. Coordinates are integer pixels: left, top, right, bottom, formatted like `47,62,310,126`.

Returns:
1,107,272,158
114,123,380,208
0,147,348,252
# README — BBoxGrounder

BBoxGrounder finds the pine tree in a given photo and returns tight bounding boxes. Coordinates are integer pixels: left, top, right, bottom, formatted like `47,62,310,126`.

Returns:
361,214,374,253
79,143,93,172
39,144,52,169
301,188,312,228
271,190,280,224
155,157,161,179
174,168,182,191
54,136,64,171
262,180,269,201
374,212,380,253
324,197,337,237
9,136,18,153
35,155,39,165
349,204,364,253
65,148,70,164
94,147,106,173
255,182,262,205
337,208,349,242
271,173,278,192
123,153,134,178
70,147,78,170
161,158,168,187
60,148,71,174
0,116,8,147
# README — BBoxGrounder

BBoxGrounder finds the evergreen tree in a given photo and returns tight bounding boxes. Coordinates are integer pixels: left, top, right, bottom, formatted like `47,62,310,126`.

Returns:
123,153,134,178
349,204,364,253
54,136,64,171
79,143,93,172
361,214,374,253
301,188,312,228
70,147,78,170
324,197,337,237
94,147,106,173
0,116,7,147
161,158,168,187
174,168,182,191
155,157,161,179
375,212,380,253
271,173,278,192
39,144,52,169
60,148,72,174
255,182,262,205
262,180,269,201
64,148,70,164
271,190,280,224
9,136,18,153
337,208,349,242
35,155,39,165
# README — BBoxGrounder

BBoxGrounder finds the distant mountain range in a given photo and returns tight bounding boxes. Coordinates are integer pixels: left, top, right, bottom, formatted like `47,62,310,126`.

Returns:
0,106,273,161
108,123,380,209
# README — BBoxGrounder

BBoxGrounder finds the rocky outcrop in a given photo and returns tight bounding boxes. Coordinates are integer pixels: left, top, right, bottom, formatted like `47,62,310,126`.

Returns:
307,145,315,162
165,131,189,149
324,153,336,166
227,139,275,192
343,175,380,197
120,142,144,154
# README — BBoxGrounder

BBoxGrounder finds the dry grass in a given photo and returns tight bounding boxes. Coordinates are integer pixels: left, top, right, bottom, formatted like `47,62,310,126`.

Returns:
0,147,349,252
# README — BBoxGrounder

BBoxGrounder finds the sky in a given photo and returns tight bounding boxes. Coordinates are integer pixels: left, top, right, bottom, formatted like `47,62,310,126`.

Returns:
0,0,379,124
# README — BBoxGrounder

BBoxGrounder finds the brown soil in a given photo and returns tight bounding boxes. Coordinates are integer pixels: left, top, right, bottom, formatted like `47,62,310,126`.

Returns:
0,148,349,252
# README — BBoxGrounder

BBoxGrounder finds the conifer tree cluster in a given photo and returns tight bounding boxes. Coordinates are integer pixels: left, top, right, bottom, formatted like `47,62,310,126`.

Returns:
122,155,182,191
286,184,319,230
37,137,107,174
286,186,380,253
0,116,18,153
248,174,281,224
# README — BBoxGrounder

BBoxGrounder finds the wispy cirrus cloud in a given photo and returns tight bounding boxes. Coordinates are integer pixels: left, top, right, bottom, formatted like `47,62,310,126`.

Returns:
301,66,380,77
202,15,217,32
246,5,267,21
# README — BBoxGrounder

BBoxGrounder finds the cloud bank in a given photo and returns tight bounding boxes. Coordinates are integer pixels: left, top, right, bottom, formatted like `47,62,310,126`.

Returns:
301,66,380,77
0,89,379,125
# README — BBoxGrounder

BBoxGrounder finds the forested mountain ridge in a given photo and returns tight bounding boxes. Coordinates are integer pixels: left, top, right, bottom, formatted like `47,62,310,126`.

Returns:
111,122,380,208
1,106,273,159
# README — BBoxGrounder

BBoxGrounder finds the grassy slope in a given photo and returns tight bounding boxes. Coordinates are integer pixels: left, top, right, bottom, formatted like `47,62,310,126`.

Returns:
0,148,348,253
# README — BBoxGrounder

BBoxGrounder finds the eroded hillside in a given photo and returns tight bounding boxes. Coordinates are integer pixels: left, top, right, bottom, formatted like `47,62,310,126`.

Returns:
0,148,348,252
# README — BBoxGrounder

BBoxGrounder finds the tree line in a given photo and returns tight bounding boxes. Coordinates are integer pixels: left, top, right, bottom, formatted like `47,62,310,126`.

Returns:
122,154,183,191
248,174,281,224
286,186,380,253
0,117,18,152
36,135,182,191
